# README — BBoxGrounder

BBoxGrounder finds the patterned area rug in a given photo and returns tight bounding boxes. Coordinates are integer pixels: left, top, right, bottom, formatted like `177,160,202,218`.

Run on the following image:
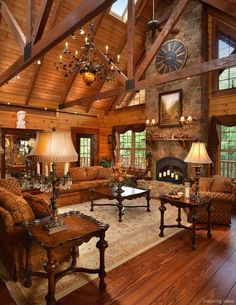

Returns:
1,198,188,305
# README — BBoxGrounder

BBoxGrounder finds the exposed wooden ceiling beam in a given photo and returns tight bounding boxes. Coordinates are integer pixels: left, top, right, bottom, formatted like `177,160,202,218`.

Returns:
207,6,236,28
136,53,236,90
0,1,26,53
127,0,135,79
60,87,125,109
62,53,236,109
201,0,236,18
59,9,109,109
25,0,62,105
31,0,54,44
26,0,33,44
0,0,116,87
134,0,191,81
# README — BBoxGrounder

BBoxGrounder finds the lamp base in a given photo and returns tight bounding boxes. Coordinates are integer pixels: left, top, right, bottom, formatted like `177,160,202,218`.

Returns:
43,218,68,234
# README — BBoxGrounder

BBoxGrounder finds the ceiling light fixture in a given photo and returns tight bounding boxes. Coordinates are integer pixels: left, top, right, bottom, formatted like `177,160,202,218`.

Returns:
54,24,119,86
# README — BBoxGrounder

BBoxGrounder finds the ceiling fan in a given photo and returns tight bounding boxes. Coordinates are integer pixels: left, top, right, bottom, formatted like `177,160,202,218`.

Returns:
147,0,179,40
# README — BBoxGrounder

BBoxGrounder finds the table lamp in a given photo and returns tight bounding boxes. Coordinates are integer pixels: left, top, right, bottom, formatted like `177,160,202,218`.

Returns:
27,130,78,233
184,142,212,201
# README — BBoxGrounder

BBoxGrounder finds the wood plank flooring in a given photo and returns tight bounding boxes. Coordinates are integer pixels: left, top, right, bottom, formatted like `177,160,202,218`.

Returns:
1,215,236,305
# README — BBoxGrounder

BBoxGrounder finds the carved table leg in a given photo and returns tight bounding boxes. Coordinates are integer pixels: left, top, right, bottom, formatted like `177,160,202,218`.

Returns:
207,201,213,239
146,190,151,212
71,246,79,268
176,207,182,227
96,228,108,290
191,207,198,250
23,239,32,288
117,198,124,222
159,202,166,237
90,190,94,211
44,248,58,305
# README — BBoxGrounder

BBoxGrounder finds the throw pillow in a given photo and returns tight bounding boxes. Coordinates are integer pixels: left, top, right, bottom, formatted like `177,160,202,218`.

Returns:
23,193,51,218
86,166,102,180
0,177,22,196
98,167,113,179
211,175,233,193
0,187,34,224
69,167,87,182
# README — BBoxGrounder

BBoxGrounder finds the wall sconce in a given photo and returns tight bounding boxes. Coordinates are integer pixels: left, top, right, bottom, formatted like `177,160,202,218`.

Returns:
145,118,158,127
180,115,193,125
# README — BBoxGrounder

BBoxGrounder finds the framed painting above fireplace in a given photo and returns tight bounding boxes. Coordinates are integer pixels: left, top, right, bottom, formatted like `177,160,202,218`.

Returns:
159,89,183,128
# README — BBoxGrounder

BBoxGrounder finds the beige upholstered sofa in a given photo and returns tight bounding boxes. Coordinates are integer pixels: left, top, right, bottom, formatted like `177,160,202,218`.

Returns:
190,175,236,225
0,177,70,282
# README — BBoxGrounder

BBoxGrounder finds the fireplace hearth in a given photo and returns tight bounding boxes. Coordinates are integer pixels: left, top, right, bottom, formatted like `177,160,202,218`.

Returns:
156,156,187,184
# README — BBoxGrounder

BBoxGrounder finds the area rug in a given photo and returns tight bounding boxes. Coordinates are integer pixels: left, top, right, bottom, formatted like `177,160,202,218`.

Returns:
1,198,188,305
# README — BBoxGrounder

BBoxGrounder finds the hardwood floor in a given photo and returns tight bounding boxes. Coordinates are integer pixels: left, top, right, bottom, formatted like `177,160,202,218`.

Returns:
1,216,236,305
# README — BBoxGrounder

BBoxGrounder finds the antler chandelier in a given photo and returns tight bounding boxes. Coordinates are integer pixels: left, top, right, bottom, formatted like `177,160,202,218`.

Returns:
54,24,119,86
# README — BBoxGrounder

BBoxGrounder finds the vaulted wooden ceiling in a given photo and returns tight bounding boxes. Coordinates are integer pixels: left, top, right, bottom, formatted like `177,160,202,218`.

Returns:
0,0,235,116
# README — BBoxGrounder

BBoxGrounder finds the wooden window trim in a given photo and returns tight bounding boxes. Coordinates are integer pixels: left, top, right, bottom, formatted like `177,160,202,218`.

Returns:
211,18,236,97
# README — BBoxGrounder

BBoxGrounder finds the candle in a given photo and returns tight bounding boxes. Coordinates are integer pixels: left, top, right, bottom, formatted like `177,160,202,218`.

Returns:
36,162,40,175
59,55,62,62
85,36,88,43
65,41,68,49
105,45,109,54
117,54,120,63
167,170,170,176
159,173,162,178
175,174,179,180
163,172,166,177
75,50,78,58
64,162,69,175
50,162,53,172
45,164,49,177
171,172,174,178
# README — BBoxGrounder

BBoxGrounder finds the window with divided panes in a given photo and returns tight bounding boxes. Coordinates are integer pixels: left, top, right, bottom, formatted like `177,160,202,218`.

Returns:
117,130,146,169
220,125,236,179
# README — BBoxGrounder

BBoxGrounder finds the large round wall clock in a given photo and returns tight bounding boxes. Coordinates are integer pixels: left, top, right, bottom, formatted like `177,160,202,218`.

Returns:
155,39,187,74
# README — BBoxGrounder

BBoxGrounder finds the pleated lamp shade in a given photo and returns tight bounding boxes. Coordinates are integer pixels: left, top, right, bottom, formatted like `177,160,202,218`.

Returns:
184,142,212,164
27,131,78,163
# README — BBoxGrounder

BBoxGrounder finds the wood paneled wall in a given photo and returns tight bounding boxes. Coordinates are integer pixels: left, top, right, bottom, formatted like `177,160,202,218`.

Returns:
208,15,236,117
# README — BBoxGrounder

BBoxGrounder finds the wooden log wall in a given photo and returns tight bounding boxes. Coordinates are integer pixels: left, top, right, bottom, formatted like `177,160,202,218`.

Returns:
208,15,236,117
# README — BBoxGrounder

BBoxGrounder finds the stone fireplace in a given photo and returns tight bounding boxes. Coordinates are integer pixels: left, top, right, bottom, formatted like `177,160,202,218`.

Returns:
145,0,209,181
156,156,187,184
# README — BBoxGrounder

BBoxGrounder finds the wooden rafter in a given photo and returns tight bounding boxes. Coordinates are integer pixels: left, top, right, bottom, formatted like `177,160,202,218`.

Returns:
201,0,236,18
61,53,236,109
0,1,26,53
59,9,109,108
134,0,191,81
25,0,62,105
207,6,236,28
0,0,116,87
127,0,135,79
26,0,32,43
31,0,54,44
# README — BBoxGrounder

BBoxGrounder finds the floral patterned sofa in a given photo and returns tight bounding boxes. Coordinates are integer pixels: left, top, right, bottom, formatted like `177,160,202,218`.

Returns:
0,177,71,282
190,175,236,225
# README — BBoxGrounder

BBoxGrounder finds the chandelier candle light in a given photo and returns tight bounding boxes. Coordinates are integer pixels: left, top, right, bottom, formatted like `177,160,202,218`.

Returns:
54,24,120,86
27,130,78,233
184,142,212,201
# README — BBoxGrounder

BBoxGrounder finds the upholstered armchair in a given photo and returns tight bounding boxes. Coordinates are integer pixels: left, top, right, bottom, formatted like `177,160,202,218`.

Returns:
190,175,236,225
0,177,70,282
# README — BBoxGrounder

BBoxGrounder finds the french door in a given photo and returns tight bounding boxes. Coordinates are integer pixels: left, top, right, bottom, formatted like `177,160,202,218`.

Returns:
77,134,95,167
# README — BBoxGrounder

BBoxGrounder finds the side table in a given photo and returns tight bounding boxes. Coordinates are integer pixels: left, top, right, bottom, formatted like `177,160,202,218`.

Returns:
159,195,213,249
21,211,109,305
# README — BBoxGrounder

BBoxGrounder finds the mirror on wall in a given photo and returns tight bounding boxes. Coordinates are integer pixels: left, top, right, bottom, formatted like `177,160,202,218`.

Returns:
0,128,39,181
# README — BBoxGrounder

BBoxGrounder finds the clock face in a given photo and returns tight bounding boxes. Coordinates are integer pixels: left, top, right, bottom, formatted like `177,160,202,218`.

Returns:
155,39,187,74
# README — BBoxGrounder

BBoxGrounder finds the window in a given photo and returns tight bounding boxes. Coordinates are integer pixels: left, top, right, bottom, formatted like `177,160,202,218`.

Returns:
110,0,137,22
116,90,146,109
220,125,236,178
117,130,146,169
218,33,236,90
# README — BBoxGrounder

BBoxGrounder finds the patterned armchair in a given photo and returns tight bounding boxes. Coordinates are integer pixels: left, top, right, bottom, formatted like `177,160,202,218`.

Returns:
0,177,70,282
190,175,236,226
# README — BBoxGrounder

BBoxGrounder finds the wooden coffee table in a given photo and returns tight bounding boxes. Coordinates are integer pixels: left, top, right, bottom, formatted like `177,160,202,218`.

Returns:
21,211,109,305
159,195,213,250
90,186,150,222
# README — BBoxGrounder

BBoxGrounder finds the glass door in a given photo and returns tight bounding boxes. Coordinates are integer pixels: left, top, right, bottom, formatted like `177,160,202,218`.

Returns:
77,134,95,167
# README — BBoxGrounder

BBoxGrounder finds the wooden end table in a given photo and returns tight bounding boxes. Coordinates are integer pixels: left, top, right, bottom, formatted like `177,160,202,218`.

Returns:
159,195,213,250
90,186,150,222
21,211,109,305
